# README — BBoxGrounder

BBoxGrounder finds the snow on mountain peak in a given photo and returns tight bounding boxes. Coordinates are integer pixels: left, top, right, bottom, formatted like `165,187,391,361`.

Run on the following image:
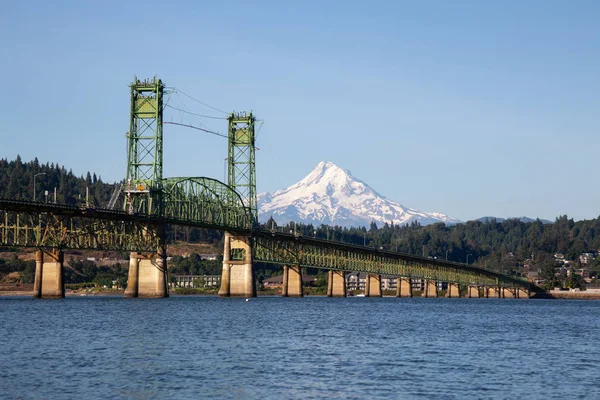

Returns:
258,161,460,228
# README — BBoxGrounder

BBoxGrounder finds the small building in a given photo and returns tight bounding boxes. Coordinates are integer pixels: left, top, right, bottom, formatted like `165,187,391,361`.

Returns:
263,275,284,288
169,275,220,288
579,253,596,265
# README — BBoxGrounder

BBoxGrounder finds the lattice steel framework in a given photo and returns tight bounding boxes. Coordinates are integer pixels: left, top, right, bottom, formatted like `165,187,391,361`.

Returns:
0,197,251,251
252,232,533,289
125,76,164,215
227,112,257,227
0,206,158,252
162,177,252,230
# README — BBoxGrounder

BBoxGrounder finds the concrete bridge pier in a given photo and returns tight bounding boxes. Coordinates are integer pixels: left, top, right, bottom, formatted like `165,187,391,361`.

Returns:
327,270,346,297
468,286,480,298
33,249,64,298
396,277,413,297
365,274,382,297
517,287,530,299
422,280,438,298
218,232,256,297
282,265,303,297
446,283,460,298
125,249,168,298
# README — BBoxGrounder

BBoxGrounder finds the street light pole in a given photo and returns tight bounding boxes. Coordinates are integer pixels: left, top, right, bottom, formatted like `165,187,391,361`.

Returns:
466,254,472,265
33,173,46,201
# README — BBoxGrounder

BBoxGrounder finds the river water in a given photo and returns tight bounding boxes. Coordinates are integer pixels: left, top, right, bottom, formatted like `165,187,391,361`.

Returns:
1,296,599,399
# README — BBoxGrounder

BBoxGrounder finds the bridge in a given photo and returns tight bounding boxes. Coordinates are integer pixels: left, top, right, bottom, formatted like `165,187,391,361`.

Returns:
0,77,535,299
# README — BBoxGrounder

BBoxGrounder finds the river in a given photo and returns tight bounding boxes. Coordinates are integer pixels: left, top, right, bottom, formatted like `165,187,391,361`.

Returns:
1,296,599,399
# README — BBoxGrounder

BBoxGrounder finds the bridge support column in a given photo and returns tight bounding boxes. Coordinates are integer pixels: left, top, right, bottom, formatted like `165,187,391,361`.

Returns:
282,265,303,297
468,286,480,298
487,287,500,298
365,274,382,297
327,270,346,297
396,277,413,297
33,249,64,298
446,283,460,298
517,287,530,299
219,232,256,297
422,280,438,298
502,287,516,299
125,249,168,298
124,253,139,298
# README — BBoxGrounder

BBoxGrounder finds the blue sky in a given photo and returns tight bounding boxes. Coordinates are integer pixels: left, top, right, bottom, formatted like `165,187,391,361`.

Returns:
1,0,599,222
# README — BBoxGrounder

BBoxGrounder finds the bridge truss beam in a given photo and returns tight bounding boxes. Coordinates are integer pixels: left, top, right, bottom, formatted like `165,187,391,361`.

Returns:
252,231,532,289
0,209,158,252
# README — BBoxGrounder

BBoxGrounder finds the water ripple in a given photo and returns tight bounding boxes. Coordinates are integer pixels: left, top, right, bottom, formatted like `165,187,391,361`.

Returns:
1,296,600,399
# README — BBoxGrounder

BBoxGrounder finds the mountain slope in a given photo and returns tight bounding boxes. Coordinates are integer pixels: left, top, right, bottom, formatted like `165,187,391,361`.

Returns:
258,161,460,227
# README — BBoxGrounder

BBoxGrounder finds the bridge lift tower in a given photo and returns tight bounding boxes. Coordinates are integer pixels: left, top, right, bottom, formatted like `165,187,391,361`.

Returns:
125,76,164,216
218,111,259,297
123,76,168,298
227,111,257,227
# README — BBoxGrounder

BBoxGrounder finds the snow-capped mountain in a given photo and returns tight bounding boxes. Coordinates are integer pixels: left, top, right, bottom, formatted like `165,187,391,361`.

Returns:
258,161,461,228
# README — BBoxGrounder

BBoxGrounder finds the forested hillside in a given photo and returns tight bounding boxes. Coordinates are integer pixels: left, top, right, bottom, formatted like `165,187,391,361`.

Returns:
0,155,116,206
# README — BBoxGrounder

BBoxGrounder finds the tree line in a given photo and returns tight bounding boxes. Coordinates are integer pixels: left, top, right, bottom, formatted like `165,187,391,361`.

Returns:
0,155,115,206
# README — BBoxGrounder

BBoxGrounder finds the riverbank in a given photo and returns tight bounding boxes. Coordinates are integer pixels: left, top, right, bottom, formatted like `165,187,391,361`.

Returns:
549,290,600,300
3,286,600,299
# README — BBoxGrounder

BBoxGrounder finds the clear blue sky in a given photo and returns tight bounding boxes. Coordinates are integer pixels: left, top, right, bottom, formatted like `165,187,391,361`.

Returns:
1,0,599,222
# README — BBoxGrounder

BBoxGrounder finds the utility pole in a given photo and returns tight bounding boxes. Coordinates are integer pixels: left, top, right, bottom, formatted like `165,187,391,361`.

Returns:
33,173,46,201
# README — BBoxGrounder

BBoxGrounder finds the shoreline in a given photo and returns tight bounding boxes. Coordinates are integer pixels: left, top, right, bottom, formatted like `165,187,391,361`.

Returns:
2,290,600,300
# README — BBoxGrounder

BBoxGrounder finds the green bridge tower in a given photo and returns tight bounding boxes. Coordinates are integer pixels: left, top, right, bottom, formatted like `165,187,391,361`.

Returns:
125,76,164,216
123,76,168,298
227,112,257,227
219,112,258,297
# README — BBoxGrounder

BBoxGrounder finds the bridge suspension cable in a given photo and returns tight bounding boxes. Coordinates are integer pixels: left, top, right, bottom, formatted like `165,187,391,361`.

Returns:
163,121,227,138
166,104,227,120
167,87,229,115
163,121,260,150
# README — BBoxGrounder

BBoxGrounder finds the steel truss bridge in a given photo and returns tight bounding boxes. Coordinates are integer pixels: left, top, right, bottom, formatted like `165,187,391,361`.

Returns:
0,77,533,291
0,199,529,289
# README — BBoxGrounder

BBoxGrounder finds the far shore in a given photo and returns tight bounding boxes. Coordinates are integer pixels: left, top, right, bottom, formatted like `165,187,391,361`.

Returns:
2,289,600,300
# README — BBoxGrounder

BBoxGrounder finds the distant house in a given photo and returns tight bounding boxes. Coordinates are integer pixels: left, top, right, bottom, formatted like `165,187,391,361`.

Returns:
263,275,284,288
579,253,596,265
554,254,565,264
169,275,220,288
345,273,437,292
